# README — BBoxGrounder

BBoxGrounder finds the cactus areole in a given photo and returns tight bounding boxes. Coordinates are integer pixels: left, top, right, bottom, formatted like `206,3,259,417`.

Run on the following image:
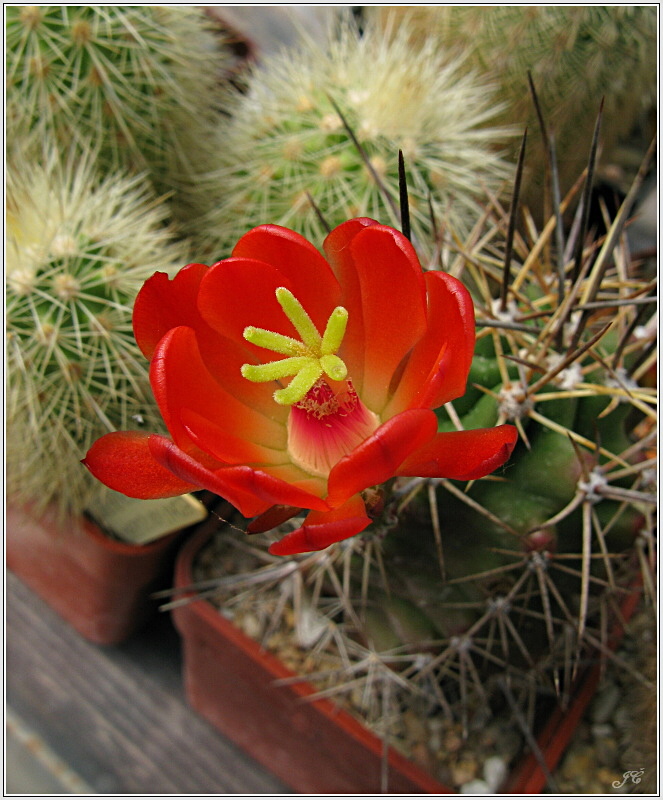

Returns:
83,220,517,555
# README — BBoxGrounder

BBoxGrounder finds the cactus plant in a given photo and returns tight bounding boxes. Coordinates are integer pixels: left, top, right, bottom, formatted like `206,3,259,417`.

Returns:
165,108,656,790
5,5,233,217
6,140,190,519
185,13,513,263
368,5,657,218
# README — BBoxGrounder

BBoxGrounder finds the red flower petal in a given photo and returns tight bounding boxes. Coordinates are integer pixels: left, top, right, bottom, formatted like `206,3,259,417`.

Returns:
82,431,199,498
396,425,519,481
198,256,297,356
150,326,287,454
133,265,277,418
325,223,428,413
383,270,476,418
268,494,371,555
148,435,330,518
181,408,289,466
326,408,438,507
247,505,303,534
323,218,379,393
133,264,209,360
259,463,328,500
231,225,342,331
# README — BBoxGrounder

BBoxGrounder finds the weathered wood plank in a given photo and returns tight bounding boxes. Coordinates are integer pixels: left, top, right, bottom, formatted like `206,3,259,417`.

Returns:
6,571,289,794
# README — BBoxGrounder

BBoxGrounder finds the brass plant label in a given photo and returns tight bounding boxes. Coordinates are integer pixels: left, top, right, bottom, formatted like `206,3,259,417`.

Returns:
87,490,208,545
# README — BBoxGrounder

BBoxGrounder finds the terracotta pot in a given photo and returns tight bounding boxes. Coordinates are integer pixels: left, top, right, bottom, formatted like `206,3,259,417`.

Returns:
172,524,642,794
6,501,191,646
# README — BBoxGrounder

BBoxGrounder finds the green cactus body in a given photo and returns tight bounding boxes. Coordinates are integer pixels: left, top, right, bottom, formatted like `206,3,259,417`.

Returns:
6,5,231,209
185,14,513,262
368,316,647,654
363,594,440,654
6,144,189,518
574,393,637,462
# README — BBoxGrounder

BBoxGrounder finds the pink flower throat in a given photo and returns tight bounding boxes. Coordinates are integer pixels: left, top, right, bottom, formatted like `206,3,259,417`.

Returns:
287,379,379,478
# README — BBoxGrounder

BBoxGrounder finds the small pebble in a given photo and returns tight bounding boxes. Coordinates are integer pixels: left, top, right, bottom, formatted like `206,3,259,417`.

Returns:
461,779,491,794
591,722,614,739
483,755,508,791
240,612,261,640
591,682,621,725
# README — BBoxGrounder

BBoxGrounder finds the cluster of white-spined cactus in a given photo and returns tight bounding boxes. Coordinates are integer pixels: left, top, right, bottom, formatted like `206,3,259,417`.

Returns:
6,5,232,217
183,15,514,263
6,141,189,517
5,4,237,517
367,5,657,215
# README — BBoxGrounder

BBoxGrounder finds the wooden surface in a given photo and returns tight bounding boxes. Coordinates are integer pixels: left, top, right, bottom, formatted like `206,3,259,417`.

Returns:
6,570,289,794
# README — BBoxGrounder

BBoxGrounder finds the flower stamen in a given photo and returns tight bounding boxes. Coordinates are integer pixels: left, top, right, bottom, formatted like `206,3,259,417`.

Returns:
241,287,349,405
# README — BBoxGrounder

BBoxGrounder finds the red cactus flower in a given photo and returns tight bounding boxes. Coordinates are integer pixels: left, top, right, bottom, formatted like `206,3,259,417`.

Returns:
83,219,517,555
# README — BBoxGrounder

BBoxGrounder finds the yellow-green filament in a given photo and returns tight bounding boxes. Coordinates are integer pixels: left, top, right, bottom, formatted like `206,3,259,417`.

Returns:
241,286,349,405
